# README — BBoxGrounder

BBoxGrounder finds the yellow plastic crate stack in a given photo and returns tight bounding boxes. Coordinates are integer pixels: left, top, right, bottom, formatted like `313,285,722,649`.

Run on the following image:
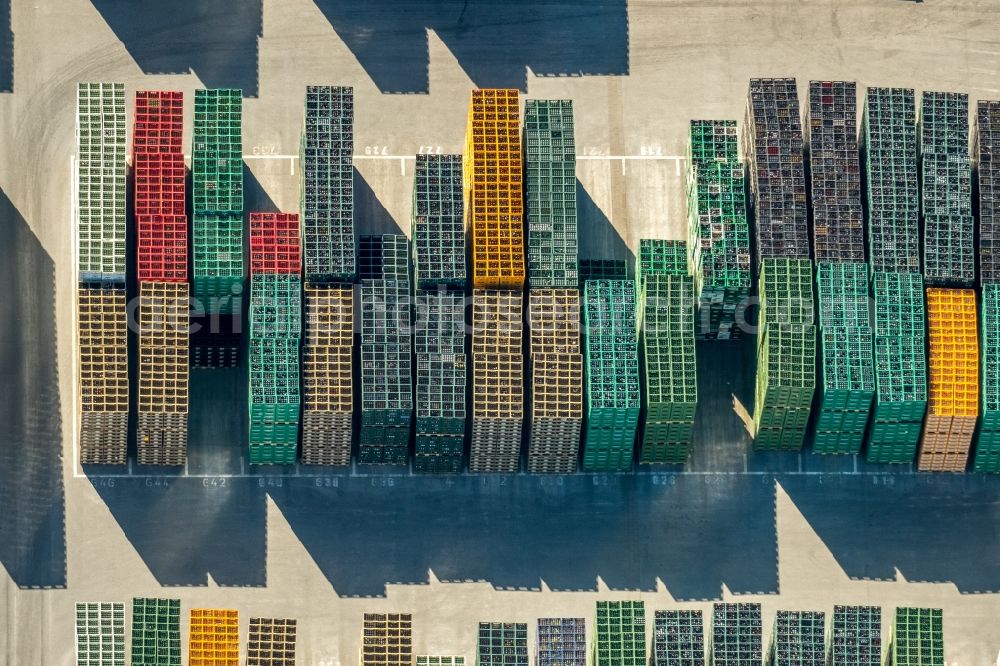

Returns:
465,89,526,471
189,609,239,666
921,288,979,471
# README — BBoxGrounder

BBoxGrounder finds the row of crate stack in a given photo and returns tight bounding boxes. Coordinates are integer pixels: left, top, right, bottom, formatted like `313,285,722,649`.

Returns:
76,599,943,666
735,77,1000,472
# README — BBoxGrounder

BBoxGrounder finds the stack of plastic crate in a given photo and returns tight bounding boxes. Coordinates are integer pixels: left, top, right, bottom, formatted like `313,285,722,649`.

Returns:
360,235,413,465
579,260,628,283
301,283,353,465
869,272,927,463
686,120,751,341
77,82,128,464
525,99,578,288
582,279,640,470
248,212,302,465
413,154,467,473
651,610,704,666
828,605,881,666
300,86,356,464
977,284,1000,471
466,89,526,471
921,92,974,287
247,618,297,666
753,259,816,450
537,618,586,666
743,78,809,268
477,622,528,666
362,613,413,666
889,608,942,666
75,602,125,666
414,289,465,472
302,85,355,282
807,81,865,262
524,100,582,474
814,263,874,454
920,288,978,471
465,88,525,290
710,603,762,666
593,601,646,666
191,89,243,323
978,102,1000,282
975,106,1000,472
418,658,465,666
133,90,190,466
862,88,919,273
130,598,181,666
526,289,583,473
470,290,524,472
637,240,698,464
769,611,825,666
189,609,239,666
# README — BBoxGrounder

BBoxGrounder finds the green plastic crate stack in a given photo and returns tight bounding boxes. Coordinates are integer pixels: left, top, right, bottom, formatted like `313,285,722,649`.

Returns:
414,289,466,473
889,608,943,666
192,89,243,314
130,598,180,666
418,658,465,666
76,602,125,666
77,82,126,284
477,623,528,666
637,240,698,464
652,610,704,666
753,259,816,451
769,610,825,666
920,92,973,287
249,274,302,340
869,272,927,463
686,120,751,341
976,284,1000,471
525,99,579,288
583,280,640,471
710,603,762,666
248,337,300,464
302,85,355,282
593,601,646,666
814,263,875,454
828,605,881,666
862,88,920,274
360,235,413,464
413,154,466,290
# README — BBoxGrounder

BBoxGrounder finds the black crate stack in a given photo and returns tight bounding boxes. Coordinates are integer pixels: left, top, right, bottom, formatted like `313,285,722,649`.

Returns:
920,91,973,286
744,78,810,267
807,81,864,261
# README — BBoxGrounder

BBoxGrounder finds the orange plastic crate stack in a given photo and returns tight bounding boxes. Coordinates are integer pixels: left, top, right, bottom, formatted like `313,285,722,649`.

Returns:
189,609,239,666
920,288,979,471
464,89,525,290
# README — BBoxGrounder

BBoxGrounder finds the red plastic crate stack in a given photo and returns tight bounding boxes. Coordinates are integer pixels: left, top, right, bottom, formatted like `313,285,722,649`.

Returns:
134,90,187,283
250,213,301,274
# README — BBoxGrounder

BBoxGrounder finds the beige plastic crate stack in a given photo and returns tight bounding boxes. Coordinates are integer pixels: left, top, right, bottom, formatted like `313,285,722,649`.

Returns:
301,284,354,465
526,289,583,473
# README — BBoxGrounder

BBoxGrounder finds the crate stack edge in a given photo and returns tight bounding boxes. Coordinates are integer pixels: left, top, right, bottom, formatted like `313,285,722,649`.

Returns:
75,602,125,666
130,597,181,666
651,610,704,666
189,608,239,666
710,602,762,666
477,622,528,666
77,82,128,464
593,601,645,666
828,605,881,666
768,610,825,666
889,607,943,666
